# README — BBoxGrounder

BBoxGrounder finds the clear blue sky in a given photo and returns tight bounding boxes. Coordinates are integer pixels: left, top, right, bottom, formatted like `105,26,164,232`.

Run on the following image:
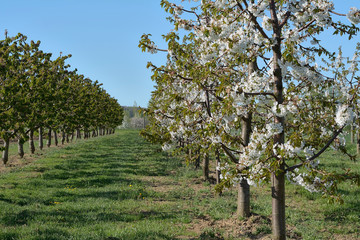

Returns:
0,1,359,107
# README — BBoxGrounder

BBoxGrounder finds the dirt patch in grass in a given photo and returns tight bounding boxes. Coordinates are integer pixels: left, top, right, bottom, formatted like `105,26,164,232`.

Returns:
0,143,69,175
182,214,303,240
0,154,38,174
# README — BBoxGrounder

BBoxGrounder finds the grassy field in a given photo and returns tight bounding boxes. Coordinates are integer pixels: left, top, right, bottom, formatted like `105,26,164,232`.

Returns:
0,130,359,239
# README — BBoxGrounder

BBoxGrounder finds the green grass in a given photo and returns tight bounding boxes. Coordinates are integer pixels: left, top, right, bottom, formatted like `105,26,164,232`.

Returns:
0,130,188,239
0,130,359,239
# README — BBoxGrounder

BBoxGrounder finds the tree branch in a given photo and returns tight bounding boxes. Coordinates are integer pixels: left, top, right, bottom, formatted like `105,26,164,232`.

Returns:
286,125,346,172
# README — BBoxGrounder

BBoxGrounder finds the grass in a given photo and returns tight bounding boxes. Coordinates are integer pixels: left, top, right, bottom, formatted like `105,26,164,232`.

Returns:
0,130,359,239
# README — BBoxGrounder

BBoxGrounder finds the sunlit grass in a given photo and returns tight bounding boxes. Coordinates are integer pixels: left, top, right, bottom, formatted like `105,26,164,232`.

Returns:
0,130,358,239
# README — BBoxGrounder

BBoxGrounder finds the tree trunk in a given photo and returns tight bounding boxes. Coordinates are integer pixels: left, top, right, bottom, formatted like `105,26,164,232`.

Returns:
29,130,35,154
237,61,256,218
2,138,10,164
351,123,354,144
215,149,221,185
203,153,210,181
47,127,52,147
237,179,250,217
71,132,74,142
237,113,252,217
61,130,66,145
270,4,286,238
195,149,200,169
66,134,69,143
18,138,25,158
54,130,58,146
39,127,43,150
272,168,286,240
76,129,81,139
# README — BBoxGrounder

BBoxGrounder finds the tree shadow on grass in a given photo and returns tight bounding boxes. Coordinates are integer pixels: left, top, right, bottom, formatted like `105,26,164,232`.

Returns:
0,131,188,239
323,198,360,222
1,205,191,227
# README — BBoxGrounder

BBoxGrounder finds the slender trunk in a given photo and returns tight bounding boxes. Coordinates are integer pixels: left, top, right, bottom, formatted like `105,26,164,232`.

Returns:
61,130,66,145
66,134,69,143
203,153,210,181
195,149,200,169
2,138,10,164
39,127,43,150
29,130,35,154
237,113,252,218
351,123,354,144
237,61,256,218
54,130,58,146
47,127,52,147
71,132,74,142
96,129,99,137
76,129,81,139
215,149,221,185
272,166,286,240
270,3,286,238
18,138,25,158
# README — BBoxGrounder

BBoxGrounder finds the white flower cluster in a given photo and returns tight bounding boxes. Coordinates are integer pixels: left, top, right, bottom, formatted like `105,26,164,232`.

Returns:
347,7,360,25
287,170,321,193
147,43,158,54
335,104,354,127
145,0,360,197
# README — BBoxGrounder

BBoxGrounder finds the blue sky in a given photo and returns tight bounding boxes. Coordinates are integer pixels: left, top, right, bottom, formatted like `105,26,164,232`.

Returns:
0,0,359,107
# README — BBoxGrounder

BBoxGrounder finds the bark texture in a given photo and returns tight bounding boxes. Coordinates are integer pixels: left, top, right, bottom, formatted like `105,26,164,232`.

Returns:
2,138,10,164
272,168,286,240
47,128,52,147
18,138,25,158
61,130,66,145
270,1,286,238
195,149,200,169
76,129,81,139
54,130,58,146
29,130,35,154
203,153,210,181
39,127,43,150
215,149,221,185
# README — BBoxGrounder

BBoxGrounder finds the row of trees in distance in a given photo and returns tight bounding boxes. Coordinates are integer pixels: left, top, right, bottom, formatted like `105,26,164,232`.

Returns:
0,32,124,164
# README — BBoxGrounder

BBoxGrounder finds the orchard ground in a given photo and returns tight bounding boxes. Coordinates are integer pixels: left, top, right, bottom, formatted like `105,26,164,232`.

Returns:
0,130,359,240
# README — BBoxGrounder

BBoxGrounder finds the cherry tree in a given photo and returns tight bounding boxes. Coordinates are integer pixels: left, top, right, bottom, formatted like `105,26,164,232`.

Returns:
141,0,360,239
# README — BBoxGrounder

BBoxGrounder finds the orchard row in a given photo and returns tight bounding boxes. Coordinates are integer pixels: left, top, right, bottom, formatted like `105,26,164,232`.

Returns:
0,33,124,164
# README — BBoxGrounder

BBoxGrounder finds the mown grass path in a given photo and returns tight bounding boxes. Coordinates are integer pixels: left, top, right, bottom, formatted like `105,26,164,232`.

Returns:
0,130,194,240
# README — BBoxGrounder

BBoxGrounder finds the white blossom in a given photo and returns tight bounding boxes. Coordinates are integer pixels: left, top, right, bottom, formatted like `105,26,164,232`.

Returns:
335,104,354,127
347,7,360,25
